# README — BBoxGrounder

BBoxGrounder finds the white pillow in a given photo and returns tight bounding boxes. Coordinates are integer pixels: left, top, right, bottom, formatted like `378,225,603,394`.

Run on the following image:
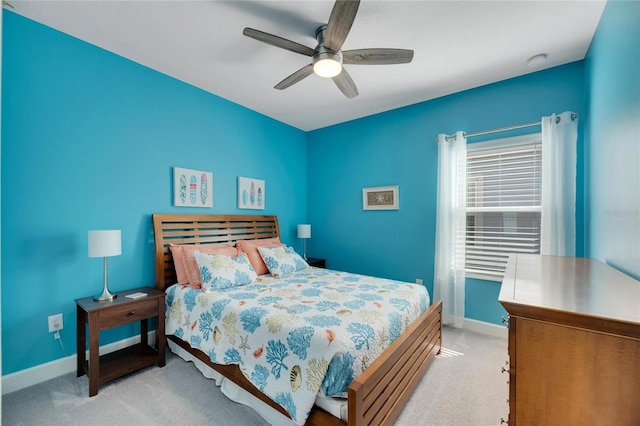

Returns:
257,246,309,278
194,251,257,290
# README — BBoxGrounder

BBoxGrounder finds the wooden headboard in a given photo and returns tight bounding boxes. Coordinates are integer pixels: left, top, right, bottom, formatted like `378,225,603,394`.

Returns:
152,214,280,291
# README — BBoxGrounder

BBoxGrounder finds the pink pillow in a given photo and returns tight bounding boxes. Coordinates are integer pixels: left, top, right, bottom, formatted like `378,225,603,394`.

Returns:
236,238,283,275
170,243,238,288
169,244,189,285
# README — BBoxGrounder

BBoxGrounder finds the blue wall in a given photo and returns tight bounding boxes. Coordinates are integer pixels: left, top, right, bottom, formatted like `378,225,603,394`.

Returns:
1,11,307,375
584,0,640,279
306,63,586,326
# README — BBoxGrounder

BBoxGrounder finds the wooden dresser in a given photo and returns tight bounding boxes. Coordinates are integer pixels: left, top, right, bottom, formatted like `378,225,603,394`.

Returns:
499,254,640,425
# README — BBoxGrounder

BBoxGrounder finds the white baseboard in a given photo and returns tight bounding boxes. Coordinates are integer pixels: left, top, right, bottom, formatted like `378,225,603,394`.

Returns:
462,318,508,339
3,321,505,395
2,331,156,395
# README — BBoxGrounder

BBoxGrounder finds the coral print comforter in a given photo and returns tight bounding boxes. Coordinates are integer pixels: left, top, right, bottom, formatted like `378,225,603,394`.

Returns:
165,267,430,425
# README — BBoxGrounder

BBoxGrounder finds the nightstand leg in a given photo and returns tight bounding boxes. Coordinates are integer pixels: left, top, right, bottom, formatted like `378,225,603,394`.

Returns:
88,312,100,397
76,305,86,377
158,300,166,367
141,318,149,347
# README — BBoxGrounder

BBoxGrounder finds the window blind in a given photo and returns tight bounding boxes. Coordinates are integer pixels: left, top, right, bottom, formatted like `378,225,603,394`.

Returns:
466,136,542,279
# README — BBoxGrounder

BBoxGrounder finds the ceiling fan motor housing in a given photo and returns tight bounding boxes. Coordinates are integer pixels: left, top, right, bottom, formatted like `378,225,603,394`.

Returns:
313,48,343,77
313,25,343,78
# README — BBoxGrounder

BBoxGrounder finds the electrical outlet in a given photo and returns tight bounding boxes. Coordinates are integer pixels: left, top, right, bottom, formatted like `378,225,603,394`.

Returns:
48,313,63,333
416,279,423,285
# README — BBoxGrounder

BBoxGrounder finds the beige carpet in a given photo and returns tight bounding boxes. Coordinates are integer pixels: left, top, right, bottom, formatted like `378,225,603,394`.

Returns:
2,326,508,425
396,326,509,425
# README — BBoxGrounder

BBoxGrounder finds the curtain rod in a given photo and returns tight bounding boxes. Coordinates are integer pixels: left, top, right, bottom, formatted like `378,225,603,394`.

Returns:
444,113,578,141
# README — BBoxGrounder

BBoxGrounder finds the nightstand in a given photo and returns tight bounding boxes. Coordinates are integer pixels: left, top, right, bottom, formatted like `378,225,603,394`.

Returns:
306,257,326,268
76,286,166,396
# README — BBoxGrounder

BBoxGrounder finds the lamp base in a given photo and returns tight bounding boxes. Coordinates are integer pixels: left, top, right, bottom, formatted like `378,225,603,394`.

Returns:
94,257,117,301
94,288,117,302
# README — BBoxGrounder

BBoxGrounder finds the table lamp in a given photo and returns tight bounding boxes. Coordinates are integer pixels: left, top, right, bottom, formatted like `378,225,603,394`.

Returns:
297,224,311,260
88,230,121,301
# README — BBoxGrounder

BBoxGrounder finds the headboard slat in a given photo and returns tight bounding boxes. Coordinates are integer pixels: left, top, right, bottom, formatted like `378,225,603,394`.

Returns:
152,214,280,290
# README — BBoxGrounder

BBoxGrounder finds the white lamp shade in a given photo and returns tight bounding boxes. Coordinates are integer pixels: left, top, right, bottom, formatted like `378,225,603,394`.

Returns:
297,224,311,239
88,230,122,257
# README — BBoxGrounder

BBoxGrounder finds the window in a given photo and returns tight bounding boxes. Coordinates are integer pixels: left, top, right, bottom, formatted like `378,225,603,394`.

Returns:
465,134,542,280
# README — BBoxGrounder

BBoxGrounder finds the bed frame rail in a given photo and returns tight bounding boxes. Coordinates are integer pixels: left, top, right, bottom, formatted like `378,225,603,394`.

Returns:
348,300,442,426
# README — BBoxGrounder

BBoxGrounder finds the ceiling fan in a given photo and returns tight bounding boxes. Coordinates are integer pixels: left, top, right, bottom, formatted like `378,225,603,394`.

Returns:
243,0,414,99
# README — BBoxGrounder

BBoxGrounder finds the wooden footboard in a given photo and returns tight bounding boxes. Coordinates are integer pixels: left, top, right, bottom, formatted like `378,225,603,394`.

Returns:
348,300,442,426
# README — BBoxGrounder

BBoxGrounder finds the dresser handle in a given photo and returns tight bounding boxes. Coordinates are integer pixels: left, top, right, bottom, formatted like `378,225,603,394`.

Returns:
501,417,508,424
127,311,135,316
501,316,508,323
501,366,509,374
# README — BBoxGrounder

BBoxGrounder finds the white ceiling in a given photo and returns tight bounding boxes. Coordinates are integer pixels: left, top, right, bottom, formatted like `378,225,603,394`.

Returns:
6,0,606,131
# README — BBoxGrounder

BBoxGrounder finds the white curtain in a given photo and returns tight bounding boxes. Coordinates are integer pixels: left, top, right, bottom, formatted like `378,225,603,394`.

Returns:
434,131,466,328
541,112,578,256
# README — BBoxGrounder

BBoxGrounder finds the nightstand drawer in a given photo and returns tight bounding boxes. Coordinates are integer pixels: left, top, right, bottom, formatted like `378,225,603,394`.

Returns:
99,298,158,330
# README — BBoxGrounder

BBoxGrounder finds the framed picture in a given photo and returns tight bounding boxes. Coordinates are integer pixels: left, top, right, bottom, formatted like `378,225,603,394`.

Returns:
238,176,265,210
363,185,399,210
173,167,213,208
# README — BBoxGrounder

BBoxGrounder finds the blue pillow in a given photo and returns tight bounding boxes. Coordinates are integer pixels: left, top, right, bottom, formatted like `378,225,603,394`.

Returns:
194,251,257,290
257,246,309,278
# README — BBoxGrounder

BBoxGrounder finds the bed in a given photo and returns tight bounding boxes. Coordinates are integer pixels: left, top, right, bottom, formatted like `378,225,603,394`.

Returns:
153,213,442,426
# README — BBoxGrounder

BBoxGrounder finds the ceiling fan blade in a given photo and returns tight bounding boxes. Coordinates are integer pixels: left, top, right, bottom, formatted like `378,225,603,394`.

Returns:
243,28,316,57
274,64,314,90
343,48,414,65
332,68,359,98
324,0,360,52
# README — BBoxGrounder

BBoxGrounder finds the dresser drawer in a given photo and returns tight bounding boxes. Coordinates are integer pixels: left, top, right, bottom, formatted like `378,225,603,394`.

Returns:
99,299,159,330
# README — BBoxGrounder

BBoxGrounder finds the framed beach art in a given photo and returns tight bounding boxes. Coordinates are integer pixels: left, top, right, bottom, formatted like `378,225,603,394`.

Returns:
363,185,399,210
173,167,213,208
237,176,265,210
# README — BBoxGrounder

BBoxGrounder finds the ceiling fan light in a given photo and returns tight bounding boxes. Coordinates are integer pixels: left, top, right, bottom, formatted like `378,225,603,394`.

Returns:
313,58,342,78
313,49,343,78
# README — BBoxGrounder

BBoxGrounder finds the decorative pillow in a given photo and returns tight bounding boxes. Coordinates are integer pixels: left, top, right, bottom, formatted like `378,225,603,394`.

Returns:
236,238,284,275
257,245,309,278
194,251,257,290
171,243,238,289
